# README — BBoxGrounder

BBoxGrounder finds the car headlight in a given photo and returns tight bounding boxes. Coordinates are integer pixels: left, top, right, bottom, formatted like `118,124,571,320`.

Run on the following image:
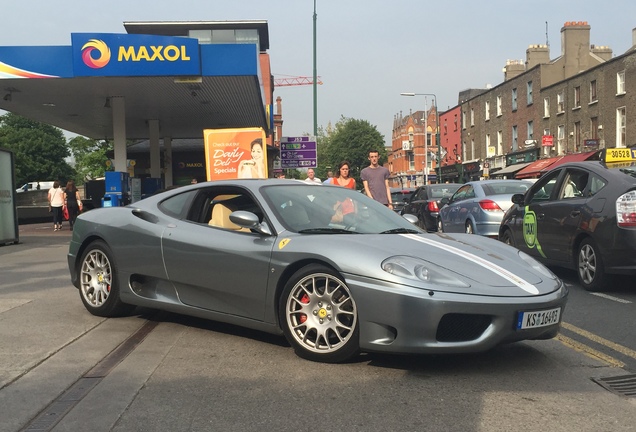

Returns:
381,256,470,287
517,250,557,280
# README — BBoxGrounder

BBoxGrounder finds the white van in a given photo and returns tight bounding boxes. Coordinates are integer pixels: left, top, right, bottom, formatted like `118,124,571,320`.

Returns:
16,181,55,193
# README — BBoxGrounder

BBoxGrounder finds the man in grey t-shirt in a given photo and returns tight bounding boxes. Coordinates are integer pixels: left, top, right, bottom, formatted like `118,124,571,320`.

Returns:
361,150,393,209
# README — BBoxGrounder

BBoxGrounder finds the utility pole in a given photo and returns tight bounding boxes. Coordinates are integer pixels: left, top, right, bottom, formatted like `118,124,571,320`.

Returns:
423,98,428,184
313,0,318,136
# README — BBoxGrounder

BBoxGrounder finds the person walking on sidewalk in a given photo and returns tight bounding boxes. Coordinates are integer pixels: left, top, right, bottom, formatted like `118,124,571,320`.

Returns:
304,168,322,185
63,180,83,231
48,181,65,231
361,150,393,210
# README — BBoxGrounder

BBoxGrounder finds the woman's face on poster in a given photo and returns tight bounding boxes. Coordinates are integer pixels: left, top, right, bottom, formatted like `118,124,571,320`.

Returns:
251,143,263,161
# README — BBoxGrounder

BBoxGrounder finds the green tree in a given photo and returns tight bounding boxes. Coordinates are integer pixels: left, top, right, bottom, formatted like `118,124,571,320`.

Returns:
0,112,75,185
67,136,112,183
322,117,386,188
314,122,334,180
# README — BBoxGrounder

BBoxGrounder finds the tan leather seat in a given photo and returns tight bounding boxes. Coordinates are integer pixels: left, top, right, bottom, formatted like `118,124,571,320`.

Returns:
209,202,247,231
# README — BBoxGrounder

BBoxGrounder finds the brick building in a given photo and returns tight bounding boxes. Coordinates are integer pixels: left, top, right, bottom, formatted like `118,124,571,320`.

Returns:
392,21,636,183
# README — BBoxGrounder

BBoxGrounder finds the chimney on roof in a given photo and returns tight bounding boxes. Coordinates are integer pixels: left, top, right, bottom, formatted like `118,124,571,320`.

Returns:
561,21,591,78
526,44,550,69
591,44,612,61
276,96,282,116
503,59,525,81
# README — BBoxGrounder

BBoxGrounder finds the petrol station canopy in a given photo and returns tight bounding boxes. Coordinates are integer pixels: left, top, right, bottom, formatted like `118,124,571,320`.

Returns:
0,21,271,141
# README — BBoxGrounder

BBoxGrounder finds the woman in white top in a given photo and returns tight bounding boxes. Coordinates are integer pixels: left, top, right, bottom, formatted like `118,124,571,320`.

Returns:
48,181,65,231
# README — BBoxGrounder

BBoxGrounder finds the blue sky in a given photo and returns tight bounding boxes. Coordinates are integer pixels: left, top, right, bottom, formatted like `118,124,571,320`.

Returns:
3,1,636,146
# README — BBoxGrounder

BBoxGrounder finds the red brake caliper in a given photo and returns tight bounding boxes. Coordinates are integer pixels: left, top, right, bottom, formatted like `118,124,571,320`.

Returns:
299,294,310,323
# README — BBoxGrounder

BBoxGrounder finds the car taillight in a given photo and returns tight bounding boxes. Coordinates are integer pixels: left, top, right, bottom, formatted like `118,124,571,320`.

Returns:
616,190,636,227
427,201,439,212
478,199,502,211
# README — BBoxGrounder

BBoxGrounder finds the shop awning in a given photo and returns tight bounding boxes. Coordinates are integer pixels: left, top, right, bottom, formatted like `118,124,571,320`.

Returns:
515,157,562,179
490,161,533,177
537,150,599,175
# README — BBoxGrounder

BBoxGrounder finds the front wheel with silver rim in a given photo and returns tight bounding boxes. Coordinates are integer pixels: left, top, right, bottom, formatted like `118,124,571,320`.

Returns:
577,237,607,292
279,264,359,363
78,240,134,317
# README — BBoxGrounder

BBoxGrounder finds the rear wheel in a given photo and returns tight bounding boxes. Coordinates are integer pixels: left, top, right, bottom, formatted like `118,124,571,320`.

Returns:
501,229,515,247
577,238,607,292
79,240,134,317
279,264,359,363
465,220,475,234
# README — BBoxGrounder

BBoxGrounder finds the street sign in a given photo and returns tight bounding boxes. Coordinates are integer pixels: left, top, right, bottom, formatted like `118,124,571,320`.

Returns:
280,136,317,168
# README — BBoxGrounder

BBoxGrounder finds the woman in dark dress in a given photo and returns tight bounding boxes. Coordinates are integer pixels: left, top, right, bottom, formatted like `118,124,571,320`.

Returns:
63,180,83,230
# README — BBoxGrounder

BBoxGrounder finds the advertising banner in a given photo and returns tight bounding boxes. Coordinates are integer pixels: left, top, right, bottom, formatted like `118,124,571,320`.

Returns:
204,128,268,180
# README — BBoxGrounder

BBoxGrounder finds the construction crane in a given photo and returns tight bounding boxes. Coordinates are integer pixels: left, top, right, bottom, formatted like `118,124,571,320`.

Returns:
274,76,323,87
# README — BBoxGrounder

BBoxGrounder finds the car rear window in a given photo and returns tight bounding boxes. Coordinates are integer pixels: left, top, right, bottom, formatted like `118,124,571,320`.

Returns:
430,185,460,199
482,182,531,195
617,167,636,179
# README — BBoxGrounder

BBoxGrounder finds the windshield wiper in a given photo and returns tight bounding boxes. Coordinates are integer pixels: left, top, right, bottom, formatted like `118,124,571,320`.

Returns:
297,228,360,234
380,228,421,234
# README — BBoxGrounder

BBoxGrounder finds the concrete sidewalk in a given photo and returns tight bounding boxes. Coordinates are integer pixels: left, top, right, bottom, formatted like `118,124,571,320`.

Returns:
17,221,74,238
0,226,171,432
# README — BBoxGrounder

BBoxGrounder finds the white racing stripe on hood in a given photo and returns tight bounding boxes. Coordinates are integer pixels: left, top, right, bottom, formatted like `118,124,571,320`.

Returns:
401,234,540,295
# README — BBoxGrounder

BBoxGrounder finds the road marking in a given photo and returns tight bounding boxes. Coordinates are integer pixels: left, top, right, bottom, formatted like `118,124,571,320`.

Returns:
561,322,636,360
556,334,625,368
590,292,632,304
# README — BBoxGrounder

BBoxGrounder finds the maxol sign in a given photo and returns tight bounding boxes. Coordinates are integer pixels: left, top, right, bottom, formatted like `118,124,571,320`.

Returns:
71,33,201,77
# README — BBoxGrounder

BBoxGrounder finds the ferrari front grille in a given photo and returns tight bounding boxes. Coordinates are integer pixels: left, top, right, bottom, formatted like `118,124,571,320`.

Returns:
436,313,492,342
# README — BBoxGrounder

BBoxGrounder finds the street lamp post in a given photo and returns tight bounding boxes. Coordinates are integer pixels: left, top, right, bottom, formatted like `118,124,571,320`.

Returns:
423,98,428,184
401,92,442,182
313,0,318,136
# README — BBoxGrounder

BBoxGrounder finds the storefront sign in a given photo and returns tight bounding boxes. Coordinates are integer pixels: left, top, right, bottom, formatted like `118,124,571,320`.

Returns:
71,33,201,77
542,135,554,147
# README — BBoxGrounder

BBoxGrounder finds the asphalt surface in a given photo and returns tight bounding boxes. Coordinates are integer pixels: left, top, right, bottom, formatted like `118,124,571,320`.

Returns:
2,222,636,432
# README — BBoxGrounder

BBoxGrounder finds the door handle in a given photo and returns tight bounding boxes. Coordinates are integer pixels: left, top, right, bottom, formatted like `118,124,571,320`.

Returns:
537,213,545,220
570,211,581,217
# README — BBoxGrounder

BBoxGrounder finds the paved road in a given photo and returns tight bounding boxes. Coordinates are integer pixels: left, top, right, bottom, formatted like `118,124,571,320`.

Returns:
1,223,635,432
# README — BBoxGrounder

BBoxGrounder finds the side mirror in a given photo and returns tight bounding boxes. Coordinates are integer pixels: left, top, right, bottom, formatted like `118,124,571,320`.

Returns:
230,211,272,236
440,197,450,206
403,213,419,225
511,193,525,205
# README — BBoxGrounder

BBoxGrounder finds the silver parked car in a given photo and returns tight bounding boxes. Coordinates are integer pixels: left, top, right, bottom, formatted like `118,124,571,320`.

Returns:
439,180,534,237
68,179,566,363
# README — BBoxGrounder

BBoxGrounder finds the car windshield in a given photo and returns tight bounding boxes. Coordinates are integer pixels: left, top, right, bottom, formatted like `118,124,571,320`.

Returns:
261,184,423,234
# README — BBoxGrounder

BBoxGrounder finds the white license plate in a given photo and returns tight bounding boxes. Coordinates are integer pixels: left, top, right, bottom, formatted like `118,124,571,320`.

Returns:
517,307,561,330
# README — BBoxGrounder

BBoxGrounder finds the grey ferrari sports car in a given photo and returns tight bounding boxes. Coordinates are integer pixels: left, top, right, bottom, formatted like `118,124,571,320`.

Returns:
68,179,568,363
